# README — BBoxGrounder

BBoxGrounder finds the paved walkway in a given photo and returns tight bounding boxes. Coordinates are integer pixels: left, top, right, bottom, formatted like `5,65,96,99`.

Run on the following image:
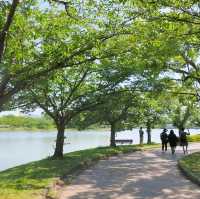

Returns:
60,143,200,199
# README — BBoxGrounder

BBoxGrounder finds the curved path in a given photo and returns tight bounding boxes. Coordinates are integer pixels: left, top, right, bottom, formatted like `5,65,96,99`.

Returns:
60,143,200,199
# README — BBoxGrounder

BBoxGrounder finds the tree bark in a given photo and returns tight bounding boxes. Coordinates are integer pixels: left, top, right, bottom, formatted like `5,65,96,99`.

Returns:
178,125,185,137
178,127,182,137
110,122,116,147
147,121,151,144
53,123,65,159
0,0,19,62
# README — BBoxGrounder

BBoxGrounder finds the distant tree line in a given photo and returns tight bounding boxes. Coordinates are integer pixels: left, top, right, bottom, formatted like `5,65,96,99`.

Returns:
0,115,54,130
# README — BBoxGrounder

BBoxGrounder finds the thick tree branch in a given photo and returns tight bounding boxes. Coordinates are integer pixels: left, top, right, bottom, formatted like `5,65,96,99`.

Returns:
0,0,19,62
181,54,198,71
48,0,79,20
61,69,89,110
30,91,56,121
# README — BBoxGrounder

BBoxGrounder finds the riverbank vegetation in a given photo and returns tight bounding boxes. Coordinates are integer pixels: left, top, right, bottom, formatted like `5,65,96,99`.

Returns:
0,115,106,131
0,115,54,130
188,134,200,143
179,152,200,186
0,144,159,199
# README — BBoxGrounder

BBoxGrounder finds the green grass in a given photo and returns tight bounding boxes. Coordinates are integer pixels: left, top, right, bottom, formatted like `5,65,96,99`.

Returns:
0,144,159,199
187,134,200,142
179,152,200,184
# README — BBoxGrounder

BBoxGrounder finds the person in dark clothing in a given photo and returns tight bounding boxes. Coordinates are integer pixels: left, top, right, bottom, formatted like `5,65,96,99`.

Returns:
139,127,144,146
180,128,190,154
160,128,168,152
168,130,178,155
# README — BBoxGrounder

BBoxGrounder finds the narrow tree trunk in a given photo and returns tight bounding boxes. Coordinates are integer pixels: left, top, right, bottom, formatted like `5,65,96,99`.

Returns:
178,125,184,137
110,123,116,147
147,121,151,144
147,129,151,144
53,123,65,159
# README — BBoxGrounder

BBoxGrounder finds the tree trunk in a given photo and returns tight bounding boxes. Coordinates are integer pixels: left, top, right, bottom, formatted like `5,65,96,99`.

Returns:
53,123,65,159
178,125,184,137
147,121,151,144
110,122,116,147
0,0,19,62
178,127,182,137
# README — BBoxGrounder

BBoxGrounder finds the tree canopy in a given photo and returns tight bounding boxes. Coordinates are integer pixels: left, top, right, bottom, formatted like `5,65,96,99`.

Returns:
1,0,200,155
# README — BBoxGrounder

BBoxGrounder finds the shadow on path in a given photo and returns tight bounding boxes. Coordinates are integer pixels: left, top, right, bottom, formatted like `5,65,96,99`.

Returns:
60,143,200,199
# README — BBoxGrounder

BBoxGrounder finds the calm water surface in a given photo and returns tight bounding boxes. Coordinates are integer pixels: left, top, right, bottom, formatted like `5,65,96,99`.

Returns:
0,128,199,171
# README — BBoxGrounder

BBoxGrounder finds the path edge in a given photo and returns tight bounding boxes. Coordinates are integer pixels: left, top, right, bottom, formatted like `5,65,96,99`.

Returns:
46,147,143,199
178,159,200,187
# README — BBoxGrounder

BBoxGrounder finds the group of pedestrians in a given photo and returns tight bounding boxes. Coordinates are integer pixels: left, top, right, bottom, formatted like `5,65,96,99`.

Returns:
160,128,190,155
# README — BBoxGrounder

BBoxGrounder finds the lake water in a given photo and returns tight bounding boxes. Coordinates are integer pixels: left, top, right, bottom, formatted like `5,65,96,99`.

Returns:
0,128,199,171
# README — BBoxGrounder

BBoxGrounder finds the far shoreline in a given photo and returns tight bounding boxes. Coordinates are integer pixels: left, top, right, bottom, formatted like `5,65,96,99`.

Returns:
0,127,110,132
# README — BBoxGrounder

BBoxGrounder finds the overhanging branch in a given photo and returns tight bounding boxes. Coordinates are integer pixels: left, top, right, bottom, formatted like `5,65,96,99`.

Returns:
0,0,19,62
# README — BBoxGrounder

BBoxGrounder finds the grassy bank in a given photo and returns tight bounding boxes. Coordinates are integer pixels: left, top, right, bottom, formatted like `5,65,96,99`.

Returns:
188,134,200,142
178,152,200,186
0,144,158,199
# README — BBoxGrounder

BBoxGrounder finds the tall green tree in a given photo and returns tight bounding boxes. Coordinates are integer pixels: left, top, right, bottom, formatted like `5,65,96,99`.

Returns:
139,91,170,144
71,90,142,147
0,0,139,110
168,88,197,134
19,59,133,158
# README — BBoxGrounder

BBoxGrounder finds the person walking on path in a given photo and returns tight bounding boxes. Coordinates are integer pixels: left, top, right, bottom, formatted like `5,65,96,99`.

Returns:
168,130,178,155
139,127,144,146
60,143,200,199
160,128,168,152
180,128,190,154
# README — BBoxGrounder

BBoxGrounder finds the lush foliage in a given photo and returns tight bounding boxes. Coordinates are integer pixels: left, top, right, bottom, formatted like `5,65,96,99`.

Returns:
70,90,145,146
0,0,139,109
2,0,200,133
